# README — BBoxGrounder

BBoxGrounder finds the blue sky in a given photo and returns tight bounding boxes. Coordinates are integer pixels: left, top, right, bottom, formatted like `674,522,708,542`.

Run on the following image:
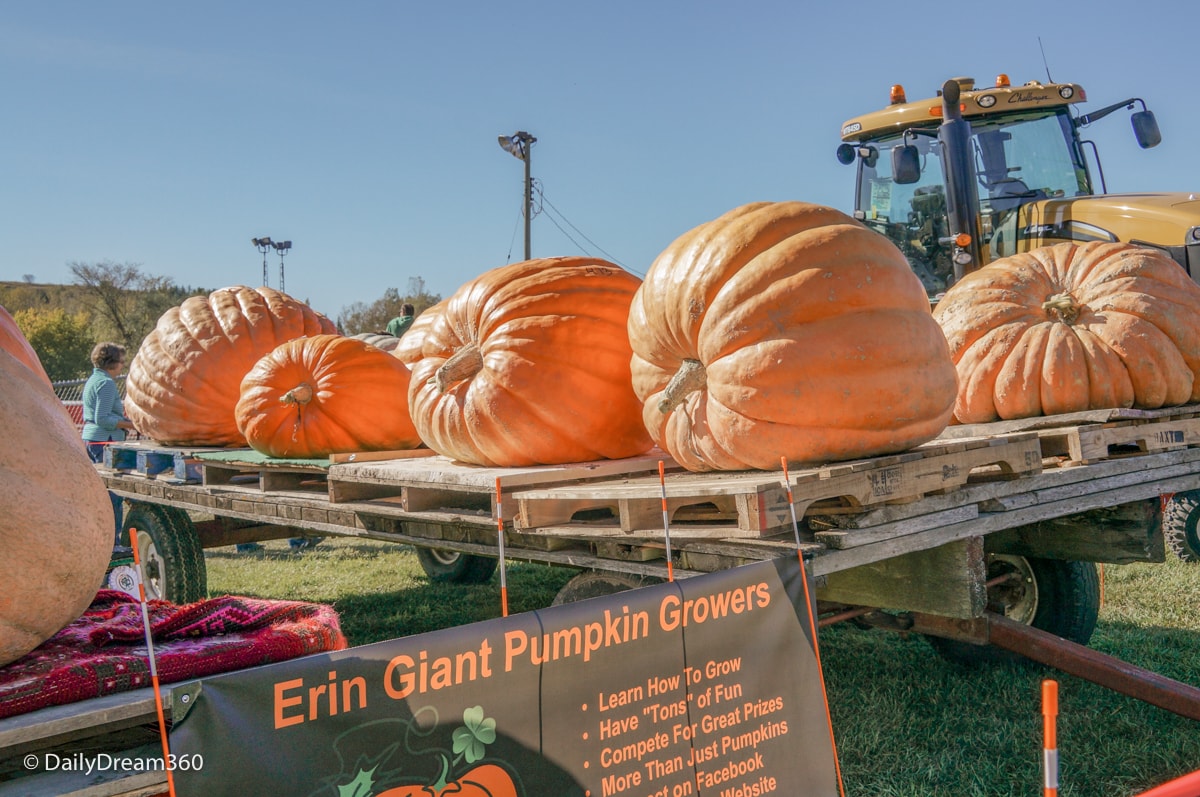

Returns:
3,1,1197,322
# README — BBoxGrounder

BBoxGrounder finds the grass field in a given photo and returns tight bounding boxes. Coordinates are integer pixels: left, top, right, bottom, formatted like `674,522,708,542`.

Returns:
205,540,1200,796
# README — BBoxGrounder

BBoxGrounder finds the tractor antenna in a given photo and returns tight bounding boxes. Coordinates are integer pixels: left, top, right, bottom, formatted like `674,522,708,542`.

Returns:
1038,37,1054,83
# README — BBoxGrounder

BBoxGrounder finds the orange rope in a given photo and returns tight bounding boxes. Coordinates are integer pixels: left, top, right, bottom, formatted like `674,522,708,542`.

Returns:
781,457,845,797
494,478,508,617
658,460,674,582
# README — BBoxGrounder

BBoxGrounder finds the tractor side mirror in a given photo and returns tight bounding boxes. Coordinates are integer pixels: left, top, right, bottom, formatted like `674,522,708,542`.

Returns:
1132,110,1161,149
892,144,921,184
836,143,856,165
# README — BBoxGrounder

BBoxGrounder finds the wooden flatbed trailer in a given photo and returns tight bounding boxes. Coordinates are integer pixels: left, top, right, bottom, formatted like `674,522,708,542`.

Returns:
5,404,1200,796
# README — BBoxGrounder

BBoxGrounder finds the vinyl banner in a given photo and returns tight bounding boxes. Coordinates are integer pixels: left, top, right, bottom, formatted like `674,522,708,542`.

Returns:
169,557,839,796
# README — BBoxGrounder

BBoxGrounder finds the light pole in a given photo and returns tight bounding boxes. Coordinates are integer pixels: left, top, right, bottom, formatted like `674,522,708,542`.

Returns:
272,240,292,294
252,237,273,286
497,131,536,260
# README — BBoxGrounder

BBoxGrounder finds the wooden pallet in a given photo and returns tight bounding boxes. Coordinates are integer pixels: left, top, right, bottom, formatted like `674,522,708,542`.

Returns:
193,451,331,494
326,450,681,520
1037,415,1200,464
101,441,225,483
514,433,1043,538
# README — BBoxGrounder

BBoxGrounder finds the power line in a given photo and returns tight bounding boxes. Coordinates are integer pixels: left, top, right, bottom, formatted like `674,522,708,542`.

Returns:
533,184,637,273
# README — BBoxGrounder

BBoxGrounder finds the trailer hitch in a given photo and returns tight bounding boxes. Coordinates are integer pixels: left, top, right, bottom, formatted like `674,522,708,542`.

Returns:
911,610,1200,722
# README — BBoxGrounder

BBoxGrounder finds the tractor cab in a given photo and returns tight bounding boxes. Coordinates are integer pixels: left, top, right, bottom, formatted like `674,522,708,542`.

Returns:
836,75,1195,297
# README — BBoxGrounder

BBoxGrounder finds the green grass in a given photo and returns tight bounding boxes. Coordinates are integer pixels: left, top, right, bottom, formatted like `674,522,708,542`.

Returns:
205,542,1200,796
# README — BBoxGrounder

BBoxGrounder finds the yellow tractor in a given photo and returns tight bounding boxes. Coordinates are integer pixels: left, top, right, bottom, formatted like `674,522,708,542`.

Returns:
836,74,1200,297
837,74,1200,563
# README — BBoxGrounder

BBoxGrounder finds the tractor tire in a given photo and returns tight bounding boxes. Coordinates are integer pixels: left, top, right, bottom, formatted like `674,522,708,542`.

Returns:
552,571,661,605
121,503,208,603
1163,491,1200,562
927,555,1099,666
415,548,498,584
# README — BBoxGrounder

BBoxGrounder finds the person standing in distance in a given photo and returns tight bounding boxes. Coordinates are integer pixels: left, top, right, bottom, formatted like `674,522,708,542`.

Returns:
386,303,416,338
82,342,135,552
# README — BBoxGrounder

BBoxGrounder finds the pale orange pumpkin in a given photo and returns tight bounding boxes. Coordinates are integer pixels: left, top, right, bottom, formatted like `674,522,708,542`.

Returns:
1,347,113,666
392,300,446,367
0,305,51,386
236,334,422,457
407,258,653,466
934,241,1200,423
628,201,958,472
125,286,336,446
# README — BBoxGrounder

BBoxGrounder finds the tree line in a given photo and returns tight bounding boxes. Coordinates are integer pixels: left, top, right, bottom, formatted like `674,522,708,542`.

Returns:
2,262,440,381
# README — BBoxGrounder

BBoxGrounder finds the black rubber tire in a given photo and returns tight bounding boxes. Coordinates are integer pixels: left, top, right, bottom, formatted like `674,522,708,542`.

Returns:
121,503,208,603
1163,491,1200,562
414,548,498,584
927,555,1100,666
552,571,662,605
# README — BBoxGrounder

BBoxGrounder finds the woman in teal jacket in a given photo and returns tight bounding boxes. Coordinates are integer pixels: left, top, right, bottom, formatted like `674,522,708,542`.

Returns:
82,341,135,547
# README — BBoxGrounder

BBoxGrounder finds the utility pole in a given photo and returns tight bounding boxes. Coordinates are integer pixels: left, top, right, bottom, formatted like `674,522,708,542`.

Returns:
497,131,537,260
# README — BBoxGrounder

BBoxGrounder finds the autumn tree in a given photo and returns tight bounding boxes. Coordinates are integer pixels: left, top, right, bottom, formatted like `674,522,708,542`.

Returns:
13,307,94,381
337,282,441,336
68,261,201,349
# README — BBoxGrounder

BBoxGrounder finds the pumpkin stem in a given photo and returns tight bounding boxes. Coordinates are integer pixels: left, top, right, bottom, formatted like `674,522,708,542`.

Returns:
1043,293,1081,325
658,358,707,414
431,754,451,791
281,383,314,405
432,343,483,393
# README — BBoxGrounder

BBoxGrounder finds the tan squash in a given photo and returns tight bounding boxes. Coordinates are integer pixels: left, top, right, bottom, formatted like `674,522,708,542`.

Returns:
0,348,113,666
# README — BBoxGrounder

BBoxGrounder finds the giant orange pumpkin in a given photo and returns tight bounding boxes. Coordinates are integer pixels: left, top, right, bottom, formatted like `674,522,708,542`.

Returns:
125,286,337,446
628,201,958,472
933,241,1200,423
392,300,447,367
0,305,51,387
236,334,422,458
1,347,113,666
407,258,653,466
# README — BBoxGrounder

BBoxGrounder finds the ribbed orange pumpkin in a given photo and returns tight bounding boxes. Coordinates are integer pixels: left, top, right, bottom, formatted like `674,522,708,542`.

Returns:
1,348,113,666
125,286,336,446
407,258,653,466
628,201,958,472
236,334,422,458
0,305,51,387
934,241,1200,423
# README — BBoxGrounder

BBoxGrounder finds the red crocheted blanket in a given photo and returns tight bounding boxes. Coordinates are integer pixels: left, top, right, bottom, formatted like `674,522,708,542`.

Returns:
0,590,347,721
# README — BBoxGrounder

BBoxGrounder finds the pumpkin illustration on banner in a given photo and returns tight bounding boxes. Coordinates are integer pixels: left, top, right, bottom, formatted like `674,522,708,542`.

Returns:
933,241,1200,423
627,201,958,472
236,334,422,458
125,286,337,446
1,347,114,666
407,258,653,467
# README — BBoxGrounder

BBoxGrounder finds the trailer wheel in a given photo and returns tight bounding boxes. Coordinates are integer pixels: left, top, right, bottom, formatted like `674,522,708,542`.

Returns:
927,555,1099,665
415,548,498,584
1163,491,1200,562
121,503,208,603
552,571,661,605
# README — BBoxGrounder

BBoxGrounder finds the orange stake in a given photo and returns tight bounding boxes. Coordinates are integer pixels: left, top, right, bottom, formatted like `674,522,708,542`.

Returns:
1043,679,1059,797
130,532,177,797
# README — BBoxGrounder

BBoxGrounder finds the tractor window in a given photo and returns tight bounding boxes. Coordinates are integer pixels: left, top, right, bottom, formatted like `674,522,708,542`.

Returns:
973,111,1091,208
855,135,954,295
